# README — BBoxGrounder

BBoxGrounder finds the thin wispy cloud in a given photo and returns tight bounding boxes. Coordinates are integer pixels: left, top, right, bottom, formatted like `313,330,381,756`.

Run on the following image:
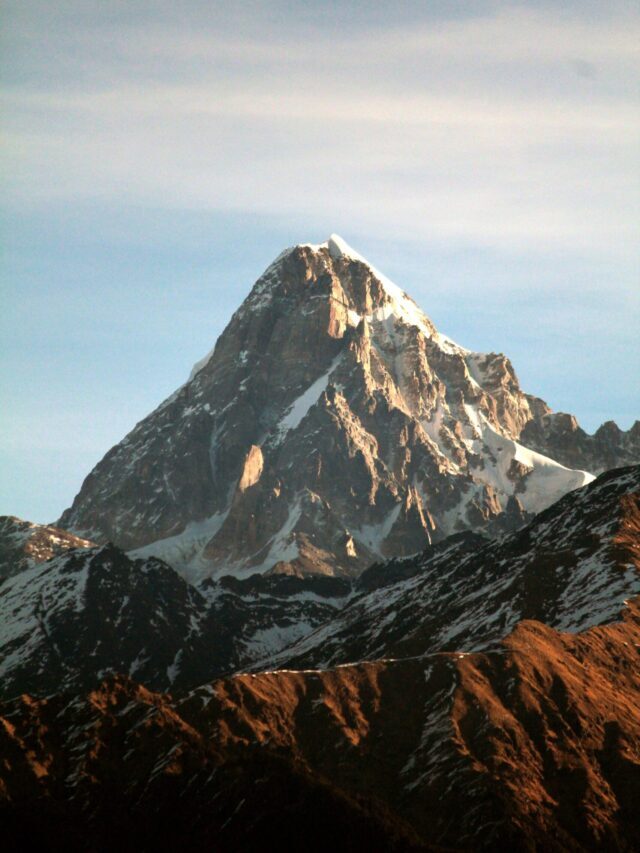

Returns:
3,4,639,253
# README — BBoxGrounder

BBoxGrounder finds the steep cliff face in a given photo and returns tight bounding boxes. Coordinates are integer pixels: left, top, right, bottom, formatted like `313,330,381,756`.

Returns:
58,235,625,579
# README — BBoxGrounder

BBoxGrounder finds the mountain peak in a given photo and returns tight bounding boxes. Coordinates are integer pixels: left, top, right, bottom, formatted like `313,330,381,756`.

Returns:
287,233,454,350
294,233,362,262
326,233,362,261
295,233,381,281
58,232,605,579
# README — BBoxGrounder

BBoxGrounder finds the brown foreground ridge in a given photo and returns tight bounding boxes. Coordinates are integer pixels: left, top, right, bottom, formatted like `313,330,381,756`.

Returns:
1,596,639,852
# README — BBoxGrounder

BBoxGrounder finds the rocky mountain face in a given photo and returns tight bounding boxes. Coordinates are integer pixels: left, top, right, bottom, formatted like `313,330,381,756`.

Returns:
262,465,640,672
521,413,640,475
3,465,638,703
0,515,93,581
55,234,640,580
3,234,639,851
2,577,639,849
2,458,638,849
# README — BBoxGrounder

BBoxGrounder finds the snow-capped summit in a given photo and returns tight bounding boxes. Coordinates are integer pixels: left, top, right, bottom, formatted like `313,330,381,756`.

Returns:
58,237,636,579
326,232,354,256
325,233,379,267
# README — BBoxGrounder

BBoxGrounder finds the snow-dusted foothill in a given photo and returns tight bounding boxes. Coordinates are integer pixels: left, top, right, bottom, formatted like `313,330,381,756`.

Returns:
0,542,349,700
4,467,637,701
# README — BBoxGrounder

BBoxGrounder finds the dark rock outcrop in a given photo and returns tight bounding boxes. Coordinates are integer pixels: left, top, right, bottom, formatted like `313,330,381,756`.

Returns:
0,515,93,582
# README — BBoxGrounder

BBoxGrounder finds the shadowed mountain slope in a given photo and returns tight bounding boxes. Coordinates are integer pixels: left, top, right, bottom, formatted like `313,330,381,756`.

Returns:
2,467,638,705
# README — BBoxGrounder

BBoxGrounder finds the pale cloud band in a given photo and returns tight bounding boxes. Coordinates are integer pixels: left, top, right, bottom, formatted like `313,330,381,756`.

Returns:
3,2,639,254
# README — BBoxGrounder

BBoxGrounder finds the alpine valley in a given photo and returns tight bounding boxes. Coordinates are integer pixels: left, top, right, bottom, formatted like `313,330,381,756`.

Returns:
1,236,639,852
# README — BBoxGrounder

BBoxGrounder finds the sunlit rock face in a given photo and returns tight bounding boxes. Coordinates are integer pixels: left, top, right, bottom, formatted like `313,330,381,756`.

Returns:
58,234,636,579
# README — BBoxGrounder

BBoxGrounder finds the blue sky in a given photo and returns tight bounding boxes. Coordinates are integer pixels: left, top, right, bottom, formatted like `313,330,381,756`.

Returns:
1,0,639,523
